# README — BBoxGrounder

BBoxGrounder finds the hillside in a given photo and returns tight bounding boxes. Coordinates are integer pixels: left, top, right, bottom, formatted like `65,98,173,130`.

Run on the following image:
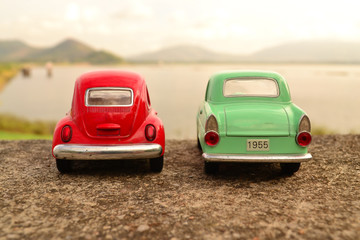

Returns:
129,45,240,63
130,40,360,63
86,50,123,65
2,38,360,64
0,38,122,64
24,39,94,62
250,40,360,63
0,40,38,61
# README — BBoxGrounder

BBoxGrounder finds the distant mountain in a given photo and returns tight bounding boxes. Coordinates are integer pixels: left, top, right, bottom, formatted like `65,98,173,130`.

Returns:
2,39,360,64
0,40,38,61
129,45,240,63
86,50,123,64
0,38,122,64
249,40,360,63
24,39,94,62
130,40,360,63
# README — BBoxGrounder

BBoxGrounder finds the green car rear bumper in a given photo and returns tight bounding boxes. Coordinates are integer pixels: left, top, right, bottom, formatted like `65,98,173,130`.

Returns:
202,153,312,163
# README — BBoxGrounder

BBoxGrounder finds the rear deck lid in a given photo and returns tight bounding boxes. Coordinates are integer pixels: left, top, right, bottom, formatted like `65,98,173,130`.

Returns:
83,87,135,137
225,103,290,136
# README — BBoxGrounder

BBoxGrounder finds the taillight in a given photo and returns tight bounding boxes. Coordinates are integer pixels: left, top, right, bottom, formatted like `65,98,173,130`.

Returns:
61,125,72,142
204,131,220,146
296,131,312,147
145,124,156,141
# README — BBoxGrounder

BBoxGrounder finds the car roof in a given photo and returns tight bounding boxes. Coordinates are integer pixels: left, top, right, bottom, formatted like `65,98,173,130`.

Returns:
75,70,145,90
71,70,147,113
206,70,291,103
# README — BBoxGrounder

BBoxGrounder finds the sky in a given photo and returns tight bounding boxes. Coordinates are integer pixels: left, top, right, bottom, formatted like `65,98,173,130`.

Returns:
1,0,360,57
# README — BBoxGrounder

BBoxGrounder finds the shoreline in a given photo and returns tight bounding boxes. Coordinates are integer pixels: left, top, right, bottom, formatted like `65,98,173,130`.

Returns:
0,63,20,91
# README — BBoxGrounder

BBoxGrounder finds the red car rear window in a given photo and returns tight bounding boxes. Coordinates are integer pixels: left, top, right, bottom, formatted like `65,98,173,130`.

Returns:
86,88,133,106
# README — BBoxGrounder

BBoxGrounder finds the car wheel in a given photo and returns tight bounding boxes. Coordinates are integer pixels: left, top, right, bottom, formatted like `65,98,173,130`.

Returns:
204,161,219,174
150,156,163,173
56,159,72,173
280,163,301,175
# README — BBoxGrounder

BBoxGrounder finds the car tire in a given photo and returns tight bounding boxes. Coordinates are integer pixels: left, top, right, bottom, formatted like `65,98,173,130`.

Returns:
150,156,163,173
204,161,219,174
280,162,301,175
56,159,72,173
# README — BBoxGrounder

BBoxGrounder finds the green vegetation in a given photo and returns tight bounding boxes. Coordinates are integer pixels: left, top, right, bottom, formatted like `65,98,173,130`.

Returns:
0,63,19,91
87,50,123,64
0,65,56,138
0,130,52,140
312,126,336,135
0,114,55,140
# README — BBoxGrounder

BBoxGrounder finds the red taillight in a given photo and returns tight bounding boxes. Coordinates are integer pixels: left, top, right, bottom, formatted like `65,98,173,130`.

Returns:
61,125,72,142
296,131,312,147
204,131,219,146
145,124,156,141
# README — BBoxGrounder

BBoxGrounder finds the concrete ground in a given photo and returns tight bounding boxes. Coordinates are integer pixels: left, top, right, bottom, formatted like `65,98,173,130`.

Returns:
0,135,359,239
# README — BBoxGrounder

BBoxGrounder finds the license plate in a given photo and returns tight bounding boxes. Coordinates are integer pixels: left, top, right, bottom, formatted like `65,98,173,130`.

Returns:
247,139,270,151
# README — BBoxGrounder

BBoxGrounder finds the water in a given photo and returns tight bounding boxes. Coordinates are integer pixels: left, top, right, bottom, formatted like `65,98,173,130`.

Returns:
1,64,359,138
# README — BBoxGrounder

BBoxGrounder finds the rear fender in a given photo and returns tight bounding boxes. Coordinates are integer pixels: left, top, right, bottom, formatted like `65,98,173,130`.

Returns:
283,103,309,135
197,102,225,151
52,115,79,157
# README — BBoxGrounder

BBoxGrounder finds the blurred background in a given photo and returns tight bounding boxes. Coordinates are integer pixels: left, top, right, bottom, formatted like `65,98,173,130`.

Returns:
0,0,359,139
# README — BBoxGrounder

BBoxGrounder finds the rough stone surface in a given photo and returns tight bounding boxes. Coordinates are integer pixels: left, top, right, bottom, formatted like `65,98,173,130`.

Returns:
0,136,360,239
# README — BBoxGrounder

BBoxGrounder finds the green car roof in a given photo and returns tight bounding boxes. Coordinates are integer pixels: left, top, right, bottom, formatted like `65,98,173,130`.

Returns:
205,71,291,104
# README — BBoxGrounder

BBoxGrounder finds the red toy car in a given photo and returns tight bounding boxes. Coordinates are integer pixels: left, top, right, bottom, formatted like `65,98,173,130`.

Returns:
52,71,165,173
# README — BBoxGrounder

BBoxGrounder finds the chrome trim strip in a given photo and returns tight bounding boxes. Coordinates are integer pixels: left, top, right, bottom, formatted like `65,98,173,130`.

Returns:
85,87,134,107
53,144,162,160
203,153,312,163
298,114,311,132
205,114,218,132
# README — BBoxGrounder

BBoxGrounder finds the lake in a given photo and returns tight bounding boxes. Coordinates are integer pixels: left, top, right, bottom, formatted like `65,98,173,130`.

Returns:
0,63,359,138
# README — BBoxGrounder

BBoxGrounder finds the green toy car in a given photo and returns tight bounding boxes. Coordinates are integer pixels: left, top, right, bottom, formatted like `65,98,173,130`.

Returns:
196,71,312,174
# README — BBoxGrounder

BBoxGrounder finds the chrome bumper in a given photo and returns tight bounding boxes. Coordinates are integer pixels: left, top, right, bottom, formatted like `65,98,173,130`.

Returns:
203,153,312,163
53,144,163,160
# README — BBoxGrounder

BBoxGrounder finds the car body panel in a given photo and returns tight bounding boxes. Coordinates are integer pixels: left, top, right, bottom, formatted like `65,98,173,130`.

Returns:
197,71,311,163
52,70,165,160
225,103,290,137
71,71,145,139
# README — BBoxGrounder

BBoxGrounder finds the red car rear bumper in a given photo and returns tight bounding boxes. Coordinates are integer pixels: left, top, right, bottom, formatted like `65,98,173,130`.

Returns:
53,143,163,160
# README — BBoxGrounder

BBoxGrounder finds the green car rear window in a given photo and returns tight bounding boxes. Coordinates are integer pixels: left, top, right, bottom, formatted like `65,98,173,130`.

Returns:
223,78,279,97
